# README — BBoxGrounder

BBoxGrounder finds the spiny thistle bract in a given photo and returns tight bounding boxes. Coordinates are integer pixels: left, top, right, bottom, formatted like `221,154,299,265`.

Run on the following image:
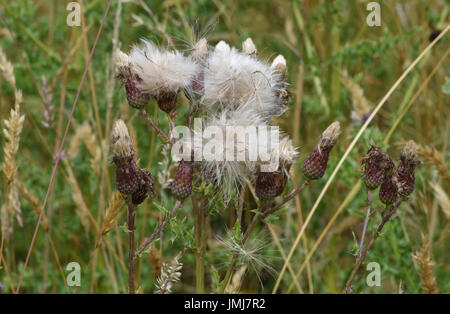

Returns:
302,121,341,180
360,146,395,190
171,160,194,200
379,175,398,205
396,140,421,197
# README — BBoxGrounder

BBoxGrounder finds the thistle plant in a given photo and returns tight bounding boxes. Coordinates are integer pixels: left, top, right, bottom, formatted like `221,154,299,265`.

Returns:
111,119,155,293
345,141,421,292
110,36,342,294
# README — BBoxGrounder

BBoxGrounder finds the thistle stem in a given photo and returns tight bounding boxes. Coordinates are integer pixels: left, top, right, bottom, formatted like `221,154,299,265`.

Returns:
219,180,310,293
344,199,402,292
194,198,208,293
141,109,173,144
135,201,182,257
358,190,372,257
127,201,136,294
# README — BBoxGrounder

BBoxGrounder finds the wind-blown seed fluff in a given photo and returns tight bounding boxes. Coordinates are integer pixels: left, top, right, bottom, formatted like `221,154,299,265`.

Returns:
129,40,199,97
271,55,287,78
198,108,266,190
115,49,130,77
242,38,257,57
201,42,285,119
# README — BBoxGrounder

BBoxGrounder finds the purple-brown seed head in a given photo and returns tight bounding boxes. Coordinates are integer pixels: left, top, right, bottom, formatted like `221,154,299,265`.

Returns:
171,160,194,200
156,90,178,113
379,175,398,205
255,165,289,200
361,146,395,190
302,121,340,180
396,141,421,197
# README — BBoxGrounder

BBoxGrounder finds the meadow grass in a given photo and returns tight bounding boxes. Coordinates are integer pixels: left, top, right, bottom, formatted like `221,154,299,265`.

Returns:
0,0,449,294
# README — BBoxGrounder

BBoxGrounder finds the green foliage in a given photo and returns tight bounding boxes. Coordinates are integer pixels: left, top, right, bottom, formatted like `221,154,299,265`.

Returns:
0,0,448,294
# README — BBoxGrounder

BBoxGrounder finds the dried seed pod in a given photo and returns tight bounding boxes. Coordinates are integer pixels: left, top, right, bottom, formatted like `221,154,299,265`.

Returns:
255,171,278,200
396,140,421,197
156,91,178,113
124,74,150,109
302,121,340,180
112,120,144,196
171,160,193,200
255,167,289,200
271,55,287,79
302,148,330,180
242,38,257,57
361,146,394,190
113,156,141,195
131,168,155,205
379,176,398,205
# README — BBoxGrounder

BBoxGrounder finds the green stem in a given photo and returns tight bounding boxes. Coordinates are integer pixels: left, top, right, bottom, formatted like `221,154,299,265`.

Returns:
194,196,208,293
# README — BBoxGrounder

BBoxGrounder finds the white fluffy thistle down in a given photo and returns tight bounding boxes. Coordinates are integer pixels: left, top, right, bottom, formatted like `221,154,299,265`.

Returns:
191,108,267,195
271,55,287,78
191,38,208,63
114,49,131,77
111,119,132,158
242,37,257,57
129,40,199,97
201,41,285,119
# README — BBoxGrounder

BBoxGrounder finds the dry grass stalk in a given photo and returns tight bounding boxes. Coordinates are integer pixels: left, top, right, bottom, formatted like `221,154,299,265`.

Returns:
412,235,439,294
148,247,162,278
430,183,450,219
68,122,101,175
1,48,25,232
67,166,90,232
100,191,124,235
0,46,16,89
155,252,183,294
226,264,247,294
16,181,49,230
418,145,450,182
340,70,371,122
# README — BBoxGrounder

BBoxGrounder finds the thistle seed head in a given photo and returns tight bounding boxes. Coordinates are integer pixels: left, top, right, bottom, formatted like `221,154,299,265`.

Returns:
379,176,398,205
124,74,150,109
112,120,149,198
115,49,131,77
113,156,141,195
132,168,155,205
156,90,178,113
271,55,287,79
171,160,194,200
191,38,208,63
215,40,231,53
112,120,132,158
396,140,421,197
242,38,257,57
361,146,395,190
255,165,289,200
318,121,341,153
302,121,340,180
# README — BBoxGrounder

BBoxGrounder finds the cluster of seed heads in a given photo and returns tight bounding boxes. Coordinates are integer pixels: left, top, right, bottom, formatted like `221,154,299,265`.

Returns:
361,141,420,205
111,120,155,205
114,37,341,202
